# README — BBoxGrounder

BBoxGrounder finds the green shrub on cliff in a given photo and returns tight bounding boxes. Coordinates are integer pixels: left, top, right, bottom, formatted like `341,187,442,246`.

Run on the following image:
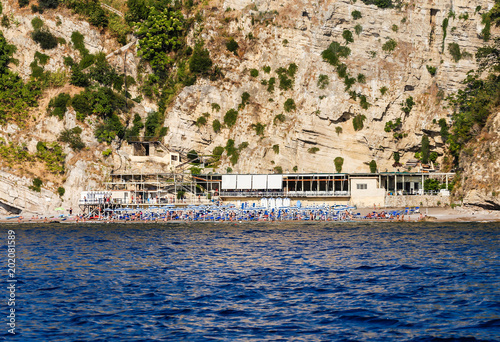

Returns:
284,98,296,112
29,178,43,192
224,109,238,127
352,114,366,131
352,10,362,20
48,93,71,119
226,38,239,55
32,29,58,49
252,123,266,136
317,74,329,89
360,0,393,8
382,38,397,52
59,127,85,151
212,119,222,133
321,41,351,67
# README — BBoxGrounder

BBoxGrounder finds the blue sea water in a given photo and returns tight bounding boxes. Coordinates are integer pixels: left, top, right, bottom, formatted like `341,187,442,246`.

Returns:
1,221,499,341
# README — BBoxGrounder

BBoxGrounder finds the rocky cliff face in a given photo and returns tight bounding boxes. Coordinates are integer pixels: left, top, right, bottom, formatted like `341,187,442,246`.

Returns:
165,0,494,174
456,110,500,210
0,0,118,215
0,0,498,214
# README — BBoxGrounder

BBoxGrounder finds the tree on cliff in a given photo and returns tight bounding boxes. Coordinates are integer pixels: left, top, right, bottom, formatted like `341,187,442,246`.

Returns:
0,32,16,74
0,31,41,124
137,6,185,74
334,157,344,173
447,36,500,163
421,135,430,164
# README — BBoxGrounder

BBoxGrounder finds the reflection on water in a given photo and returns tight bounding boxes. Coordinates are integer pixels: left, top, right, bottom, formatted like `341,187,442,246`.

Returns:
3,221,500,341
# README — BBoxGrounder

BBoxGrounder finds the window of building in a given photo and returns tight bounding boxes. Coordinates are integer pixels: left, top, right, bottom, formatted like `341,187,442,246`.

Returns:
171,155,178,161
357,183,368,190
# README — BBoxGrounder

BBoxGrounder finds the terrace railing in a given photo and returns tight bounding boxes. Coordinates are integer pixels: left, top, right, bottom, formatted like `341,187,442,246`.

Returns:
219,191,350,198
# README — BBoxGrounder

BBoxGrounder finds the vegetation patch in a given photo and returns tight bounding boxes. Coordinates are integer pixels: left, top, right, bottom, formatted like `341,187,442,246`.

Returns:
144,111,167,140
58,127,85,151
57,186,65,197
352,114,366,131
357,73,366,84
31,16,44,30
273,114,286,125
359,95,370,110
448,42,462,62
47,93,71,119
334,157,344,173
284,98,296,112
224,139,239,165
32,28,58,50
317,74,329,89
441,18,449,52
125,114,144,142
0,32,41,125
360,0,394,9
276,63,297,91
384,118,402,133
354,24,363,36
342,30,354,44
401,96,415,115
211,103,220,112
393,151,401,166
239,92,250,110
195,116,207,127
226,38,239,55
267,77,276,92
382,38,397,52
64,0,109,28
251,123,266,136
137,6,184,73
36,141,65,173
224,109,238,127
426,65,437,76
212,119,222,133
321,41,351,67
29,177,43,192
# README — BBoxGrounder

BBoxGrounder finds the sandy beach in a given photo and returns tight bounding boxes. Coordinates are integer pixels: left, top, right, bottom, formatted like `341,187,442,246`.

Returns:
1,206,499,224
354,207,500,222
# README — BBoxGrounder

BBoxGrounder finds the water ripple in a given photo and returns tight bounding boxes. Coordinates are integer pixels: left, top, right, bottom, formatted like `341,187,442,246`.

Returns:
1,221,499,341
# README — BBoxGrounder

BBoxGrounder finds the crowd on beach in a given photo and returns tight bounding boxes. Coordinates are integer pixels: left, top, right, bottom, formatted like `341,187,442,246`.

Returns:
3,205,431,223
3,205,498,223
36,207,426,223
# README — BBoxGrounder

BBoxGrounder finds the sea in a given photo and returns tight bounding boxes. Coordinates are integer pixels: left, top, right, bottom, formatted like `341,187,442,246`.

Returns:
1,221,499,342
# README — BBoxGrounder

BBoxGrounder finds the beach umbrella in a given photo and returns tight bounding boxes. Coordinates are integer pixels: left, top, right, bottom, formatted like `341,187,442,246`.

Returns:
276,198,283,208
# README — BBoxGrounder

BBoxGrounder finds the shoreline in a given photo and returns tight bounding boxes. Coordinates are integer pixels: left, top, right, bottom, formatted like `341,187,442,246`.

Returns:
1,207,499,224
